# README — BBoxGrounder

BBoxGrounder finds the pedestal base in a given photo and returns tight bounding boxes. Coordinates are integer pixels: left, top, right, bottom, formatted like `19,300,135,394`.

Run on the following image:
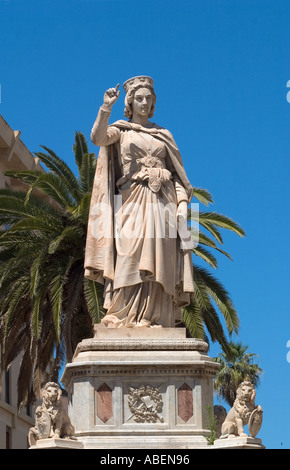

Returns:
213,436,265,449
29,438,84,449
61,327,220,449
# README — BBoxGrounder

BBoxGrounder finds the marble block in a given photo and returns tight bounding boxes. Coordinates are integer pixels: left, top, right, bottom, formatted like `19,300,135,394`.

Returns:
61,327,220,449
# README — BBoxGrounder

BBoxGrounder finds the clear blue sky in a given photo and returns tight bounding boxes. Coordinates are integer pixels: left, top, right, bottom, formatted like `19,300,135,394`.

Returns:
1,0,290,449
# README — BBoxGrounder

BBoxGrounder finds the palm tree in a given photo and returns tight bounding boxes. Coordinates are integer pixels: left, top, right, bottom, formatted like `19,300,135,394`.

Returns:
0,131,245,407
0,132,104,407
182,188,245,352
213,341,263,407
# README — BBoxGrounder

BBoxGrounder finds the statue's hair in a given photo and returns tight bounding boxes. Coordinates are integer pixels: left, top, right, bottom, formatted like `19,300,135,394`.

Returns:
124,84,156,119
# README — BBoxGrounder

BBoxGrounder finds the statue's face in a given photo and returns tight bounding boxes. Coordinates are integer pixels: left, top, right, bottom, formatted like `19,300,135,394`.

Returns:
132,87,153,118
239,384,253,402
46,385,59,402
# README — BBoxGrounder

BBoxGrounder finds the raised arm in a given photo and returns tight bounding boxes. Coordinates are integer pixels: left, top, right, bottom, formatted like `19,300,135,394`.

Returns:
91,84,121,146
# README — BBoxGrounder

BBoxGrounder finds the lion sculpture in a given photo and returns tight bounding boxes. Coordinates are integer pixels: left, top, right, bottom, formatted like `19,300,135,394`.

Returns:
220,381,263,439
28,382,76,446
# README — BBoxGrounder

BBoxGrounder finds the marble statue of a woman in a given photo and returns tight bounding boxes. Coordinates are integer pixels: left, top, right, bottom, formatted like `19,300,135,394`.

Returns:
84,76,194,328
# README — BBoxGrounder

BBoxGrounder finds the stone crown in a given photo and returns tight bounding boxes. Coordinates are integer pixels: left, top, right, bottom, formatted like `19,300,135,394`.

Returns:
123,76,154,93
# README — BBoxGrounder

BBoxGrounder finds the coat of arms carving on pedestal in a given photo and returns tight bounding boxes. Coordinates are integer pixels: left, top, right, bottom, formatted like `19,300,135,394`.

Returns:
128,385,164,423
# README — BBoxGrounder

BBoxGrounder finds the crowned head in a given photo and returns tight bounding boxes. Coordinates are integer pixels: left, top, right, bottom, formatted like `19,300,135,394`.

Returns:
123,75,156,119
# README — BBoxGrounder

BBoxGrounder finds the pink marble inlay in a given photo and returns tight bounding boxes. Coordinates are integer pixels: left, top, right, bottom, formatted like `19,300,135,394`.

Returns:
97,383,113,423
177,383,193,423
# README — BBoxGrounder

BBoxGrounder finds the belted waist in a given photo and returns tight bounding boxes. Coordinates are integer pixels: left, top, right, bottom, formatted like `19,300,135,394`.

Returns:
123,155,166,176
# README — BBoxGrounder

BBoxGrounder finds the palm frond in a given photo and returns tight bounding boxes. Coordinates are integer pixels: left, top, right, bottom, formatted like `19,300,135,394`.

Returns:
198,212,245,238
30,291,44,338
197,232,233,260
5,216,62,234
202,304,231,354
48,226,84,254
194,265,240,335
79,153,97,193
3,279,30,344
198,219,223,244
191,186,214,205
72,192,92,223
182,302,206,339
73,131,89,171
24,172,76,208
192,245,218,268
36,147,82,203
0,194,36,219
83,278,104,324
4,169,42,187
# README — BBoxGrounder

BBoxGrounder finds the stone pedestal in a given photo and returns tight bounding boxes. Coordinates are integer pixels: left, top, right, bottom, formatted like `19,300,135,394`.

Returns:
29,438,84,449
213,436,265,449
61,326,220,449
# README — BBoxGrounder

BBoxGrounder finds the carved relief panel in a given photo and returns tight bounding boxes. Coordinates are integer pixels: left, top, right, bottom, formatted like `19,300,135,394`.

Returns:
127,385,164,423
124,382,167,426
